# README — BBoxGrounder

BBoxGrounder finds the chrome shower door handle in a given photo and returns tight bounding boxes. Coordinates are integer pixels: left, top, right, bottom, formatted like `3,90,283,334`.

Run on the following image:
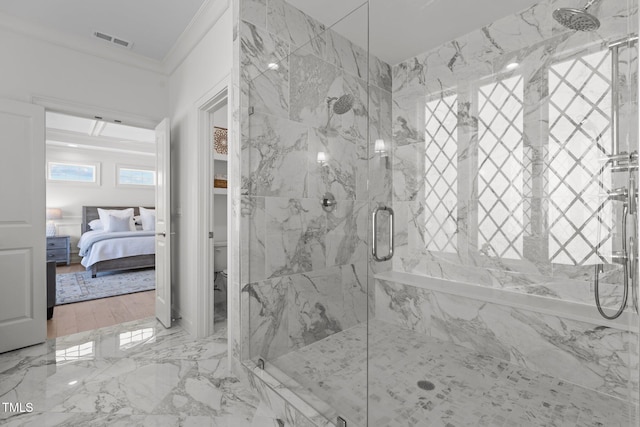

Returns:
630,236,638,313
372,205,394,262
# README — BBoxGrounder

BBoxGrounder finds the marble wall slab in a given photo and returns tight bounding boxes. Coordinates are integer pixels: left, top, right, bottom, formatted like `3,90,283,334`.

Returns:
391,0,639,305
375,278,639,401
244,262,368,361
236,0,392,370
230,0,640,423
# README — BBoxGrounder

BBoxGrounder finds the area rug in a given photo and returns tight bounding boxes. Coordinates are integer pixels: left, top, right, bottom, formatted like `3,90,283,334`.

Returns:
56,269,155,305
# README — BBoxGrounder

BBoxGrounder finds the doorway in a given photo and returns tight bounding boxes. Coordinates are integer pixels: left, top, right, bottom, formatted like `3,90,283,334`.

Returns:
44,110,159,338
195,80,229,338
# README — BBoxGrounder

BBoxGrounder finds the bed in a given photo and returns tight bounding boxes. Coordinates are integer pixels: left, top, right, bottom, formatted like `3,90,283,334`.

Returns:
79,206,156,277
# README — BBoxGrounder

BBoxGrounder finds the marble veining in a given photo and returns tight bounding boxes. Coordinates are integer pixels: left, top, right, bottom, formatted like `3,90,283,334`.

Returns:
232,1,639,426
259,319,637,427
0,318,283,426
244,262,368,361
391,0,638,308
375,278,639,401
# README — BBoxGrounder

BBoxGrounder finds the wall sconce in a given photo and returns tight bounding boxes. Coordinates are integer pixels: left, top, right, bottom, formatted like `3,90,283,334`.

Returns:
375,139,389,167
317,151,327,166
46,208,63,237
374,139,388,157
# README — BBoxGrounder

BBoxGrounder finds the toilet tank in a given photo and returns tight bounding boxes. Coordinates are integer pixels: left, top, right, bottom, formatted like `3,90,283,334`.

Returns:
214,240,227,272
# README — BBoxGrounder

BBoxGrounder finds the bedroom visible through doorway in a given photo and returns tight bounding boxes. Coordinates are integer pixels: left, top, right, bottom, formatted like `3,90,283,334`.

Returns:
45,111,158,337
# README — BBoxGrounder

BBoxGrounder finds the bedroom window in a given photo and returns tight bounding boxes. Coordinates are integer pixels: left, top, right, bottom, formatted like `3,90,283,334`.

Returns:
116,165,156,187
47,161,99,184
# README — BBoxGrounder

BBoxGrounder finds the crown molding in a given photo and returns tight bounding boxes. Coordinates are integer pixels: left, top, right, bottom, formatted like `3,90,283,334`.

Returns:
0,10,165,75
161,0,230,75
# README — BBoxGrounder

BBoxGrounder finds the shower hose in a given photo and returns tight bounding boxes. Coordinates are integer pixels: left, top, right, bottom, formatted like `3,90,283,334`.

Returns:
594,203,629,320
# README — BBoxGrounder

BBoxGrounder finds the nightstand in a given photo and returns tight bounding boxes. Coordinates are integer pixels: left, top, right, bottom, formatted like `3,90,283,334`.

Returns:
46,235,71,265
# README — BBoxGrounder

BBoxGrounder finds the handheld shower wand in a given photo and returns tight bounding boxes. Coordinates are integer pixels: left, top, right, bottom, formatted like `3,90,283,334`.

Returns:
594,201,630,320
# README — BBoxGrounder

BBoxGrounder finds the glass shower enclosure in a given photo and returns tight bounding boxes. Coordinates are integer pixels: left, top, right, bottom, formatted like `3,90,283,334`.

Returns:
237,0,639,425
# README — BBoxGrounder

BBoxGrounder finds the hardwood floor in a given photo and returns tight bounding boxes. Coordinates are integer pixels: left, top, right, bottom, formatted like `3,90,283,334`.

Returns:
48,264,155,339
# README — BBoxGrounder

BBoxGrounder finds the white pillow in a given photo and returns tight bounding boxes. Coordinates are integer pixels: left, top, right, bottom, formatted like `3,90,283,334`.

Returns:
97,208,136,232
139,207,156,231
133,215,142,225
108,214,132,232
88,219,103,230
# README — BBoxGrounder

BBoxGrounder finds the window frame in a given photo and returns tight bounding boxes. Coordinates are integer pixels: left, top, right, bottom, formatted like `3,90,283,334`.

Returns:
115,164,156,188
46,161,100,185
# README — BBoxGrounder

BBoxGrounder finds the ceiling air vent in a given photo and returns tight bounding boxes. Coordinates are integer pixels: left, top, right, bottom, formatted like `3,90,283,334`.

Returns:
93,31,133,49
94,31,112,42
112,38,130,48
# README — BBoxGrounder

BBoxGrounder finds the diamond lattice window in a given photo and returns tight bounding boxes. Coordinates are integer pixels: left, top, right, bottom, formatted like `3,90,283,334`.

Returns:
424,92,458,252
548,50,613,265
477,75,525,260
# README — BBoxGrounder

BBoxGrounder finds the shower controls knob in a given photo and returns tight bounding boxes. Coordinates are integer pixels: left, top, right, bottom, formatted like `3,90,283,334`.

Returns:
321,192,337,212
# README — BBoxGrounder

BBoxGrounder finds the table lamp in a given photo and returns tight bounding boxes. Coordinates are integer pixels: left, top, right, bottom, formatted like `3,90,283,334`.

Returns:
46,208,62,237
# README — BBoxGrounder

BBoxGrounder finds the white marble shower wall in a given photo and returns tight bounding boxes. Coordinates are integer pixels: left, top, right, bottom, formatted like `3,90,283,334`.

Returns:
375,276,639,401
237,0,392,361
391,0,639,305
380,0,639,407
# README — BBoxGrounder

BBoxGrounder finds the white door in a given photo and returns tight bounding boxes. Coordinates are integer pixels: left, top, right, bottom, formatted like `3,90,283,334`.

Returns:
0,100,46,353
155,118,172,328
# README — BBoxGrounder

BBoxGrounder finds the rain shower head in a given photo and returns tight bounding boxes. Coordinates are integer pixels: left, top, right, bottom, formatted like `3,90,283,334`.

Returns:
332,94,355,115
553,0,601,31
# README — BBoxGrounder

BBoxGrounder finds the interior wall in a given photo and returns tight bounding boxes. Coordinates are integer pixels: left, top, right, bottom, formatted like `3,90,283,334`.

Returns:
0,3,233,336
168,5,232,335
46,146,155,263
0,26,168,121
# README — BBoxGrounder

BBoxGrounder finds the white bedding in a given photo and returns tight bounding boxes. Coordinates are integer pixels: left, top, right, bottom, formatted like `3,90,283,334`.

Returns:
78,230,155,268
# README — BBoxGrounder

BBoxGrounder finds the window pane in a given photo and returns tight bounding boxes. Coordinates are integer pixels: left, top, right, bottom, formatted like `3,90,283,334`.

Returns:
118,168,155,186
477,75,525,260
48,163,96,183
424,91,458,253
548,50,612,265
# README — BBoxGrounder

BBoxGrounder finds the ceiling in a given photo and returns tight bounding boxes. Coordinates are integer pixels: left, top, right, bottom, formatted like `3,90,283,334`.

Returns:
46,112,156,155
0,0,546,65
288,0,543,65
0,0,206,61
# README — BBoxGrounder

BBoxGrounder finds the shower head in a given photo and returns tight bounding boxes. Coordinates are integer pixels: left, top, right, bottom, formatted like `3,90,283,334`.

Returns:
553,0,601,31
332,94,355,115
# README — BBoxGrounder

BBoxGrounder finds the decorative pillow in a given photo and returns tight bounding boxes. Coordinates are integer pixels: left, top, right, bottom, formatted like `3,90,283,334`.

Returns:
88,219,103,230
139,207,156,231
108,214,132,232
133,215,142,225
97,208,136,232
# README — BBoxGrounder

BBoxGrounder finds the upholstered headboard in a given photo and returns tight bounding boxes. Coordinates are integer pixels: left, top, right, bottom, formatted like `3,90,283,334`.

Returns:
81,206,154,233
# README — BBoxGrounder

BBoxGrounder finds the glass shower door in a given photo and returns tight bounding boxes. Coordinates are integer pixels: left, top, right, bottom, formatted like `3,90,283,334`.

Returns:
240,2,371,425
367,0,640,425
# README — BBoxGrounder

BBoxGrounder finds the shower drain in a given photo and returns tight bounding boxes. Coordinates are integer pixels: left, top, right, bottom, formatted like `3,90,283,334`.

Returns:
417,380,435,391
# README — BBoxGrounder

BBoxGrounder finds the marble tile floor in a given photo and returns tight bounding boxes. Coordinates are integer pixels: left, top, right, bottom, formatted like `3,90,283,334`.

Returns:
267,319,639,427
0,317,282,427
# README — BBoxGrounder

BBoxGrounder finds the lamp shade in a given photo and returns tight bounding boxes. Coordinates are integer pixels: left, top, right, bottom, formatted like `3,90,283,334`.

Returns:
46,208,63,220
